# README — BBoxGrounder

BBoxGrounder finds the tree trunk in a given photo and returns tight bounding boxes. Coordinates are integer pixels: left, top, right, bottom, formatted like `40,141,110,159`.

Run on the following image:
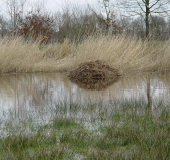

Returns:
145,0,150,38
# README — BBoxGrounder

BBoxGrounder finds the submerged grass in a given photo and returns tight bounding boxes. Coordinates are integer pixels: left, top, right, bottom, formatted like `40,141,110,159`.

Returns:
0,35,170,74
0,102,169,160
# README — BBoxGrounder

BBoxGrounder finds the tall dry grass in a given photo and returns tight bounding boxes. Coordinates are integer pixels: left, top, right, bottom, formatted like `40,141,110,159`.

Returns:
70,35,170,74
0,37,74,73
0,35,170,74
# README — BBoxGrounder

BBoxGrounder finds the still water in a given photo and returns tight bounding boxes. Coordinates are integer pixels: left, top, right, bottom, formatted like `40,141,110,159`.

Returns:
0,73,170,133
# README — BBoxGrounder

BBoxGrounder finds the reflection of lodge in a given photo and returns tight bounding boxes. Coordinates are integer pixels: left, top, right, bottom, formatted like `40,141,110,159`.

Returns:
68,60,121,90
0,73,170,118
1,74,170,139
69,76,120,90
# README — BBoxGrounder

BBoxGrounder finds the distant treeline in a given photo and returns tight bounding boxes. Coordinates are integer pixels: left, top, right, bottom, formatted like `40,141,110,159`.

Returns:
0,5,169,43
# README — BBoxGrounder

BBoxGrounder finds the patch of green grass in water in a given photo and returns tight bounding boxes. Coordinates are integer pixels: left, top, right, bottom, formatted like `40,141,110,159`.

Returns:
59,129,96,154
1,133,55,153
0,104,169,160
52,118,78,129
0,119,80,158
97,109,170,160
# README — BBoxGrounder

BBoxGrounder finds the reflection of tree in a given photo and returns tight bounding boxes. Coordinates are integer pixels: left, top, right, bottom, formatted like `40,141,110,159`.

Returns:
1,73,170,121
146,76,152,118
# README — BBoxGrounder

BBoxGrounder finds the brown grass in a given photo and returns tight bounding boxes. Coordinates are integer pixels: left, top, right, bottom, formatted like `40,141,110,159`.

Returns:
0,35,170,74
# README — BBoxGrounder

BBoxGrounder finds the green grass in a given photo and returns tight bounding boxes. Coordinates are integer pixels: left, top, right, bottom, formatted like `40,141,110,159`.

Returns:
0,103,169,160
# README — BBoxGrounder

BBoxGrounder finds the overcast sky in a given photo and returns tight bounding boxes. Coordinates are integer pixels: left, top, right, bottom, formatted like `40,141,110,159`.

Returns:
41,0,98,12
0,0,99,15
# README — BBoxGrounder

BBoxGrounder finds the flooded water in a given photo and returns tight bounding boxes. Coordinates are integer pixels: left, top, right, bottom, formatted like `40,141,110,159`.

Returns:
0,73,170,135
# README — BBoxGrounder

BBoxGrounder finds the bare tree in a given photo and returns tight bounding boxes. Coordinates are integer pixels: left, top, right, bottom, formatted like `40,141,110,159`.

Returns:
150,15,167,40
5,0,27,29
89,0,119,34
6,0,17,29
54,4,98,43
132,17,145,37
119,0,170,38
0,15,8,37
32,0,47,14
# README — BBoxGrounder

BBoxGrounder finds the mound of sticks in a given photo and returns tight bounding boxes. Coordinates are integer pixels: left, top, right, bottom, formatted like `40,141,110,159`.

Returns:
68,60,122,90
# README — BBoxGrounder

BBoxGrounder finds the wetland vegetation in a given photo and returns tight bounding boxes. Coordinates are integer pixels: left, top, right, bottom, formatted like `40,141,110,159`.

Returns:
0,35,170,74
0,1,170,159
0,34,170,159
0,73,170,160
0,101,169,160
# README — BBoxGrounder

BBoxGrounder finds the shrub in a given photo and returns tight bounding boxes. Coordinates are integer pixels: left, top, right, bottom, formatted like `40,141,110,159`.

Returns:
16,10,55,44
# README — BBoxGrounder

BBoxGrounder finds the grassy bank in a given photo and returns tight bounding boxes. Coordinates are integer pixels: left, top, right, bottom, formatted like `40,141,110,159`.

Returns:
0,102,169,160
0,36,170,74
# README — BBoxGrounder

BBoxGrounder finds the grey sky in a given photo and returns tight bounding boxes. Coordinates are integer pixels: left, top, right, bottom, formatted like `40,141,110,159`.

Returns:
0,0,99,14
39,0,98,12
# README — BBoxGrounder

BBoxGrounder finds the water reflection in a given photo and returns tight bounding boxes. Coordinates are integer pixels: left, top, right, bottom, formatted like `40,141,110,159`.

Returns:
0,73,170,125
69,75,120,90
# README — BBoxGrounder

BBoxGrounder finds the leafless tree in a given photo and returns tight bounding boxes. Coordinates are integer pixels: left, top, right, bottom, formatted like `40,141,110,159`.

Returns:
0,15,8,37
5,0,27,29
89,0,120,34
119,0,170,38
54,4,98,43
31,0,47,14
150,15,167,40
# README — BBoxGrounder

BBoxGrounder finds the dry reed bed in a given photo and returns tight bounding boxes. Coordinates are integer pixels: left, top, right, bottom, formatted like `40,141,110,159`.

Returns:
0,36,170,74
